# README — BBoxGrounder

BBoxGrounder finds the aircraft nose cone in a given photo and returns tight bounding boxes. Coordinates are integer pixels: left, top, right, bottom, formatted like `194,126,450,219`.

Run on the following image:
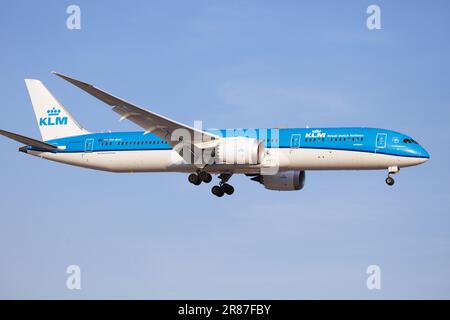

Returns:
415,145,430,164
421,146,430,160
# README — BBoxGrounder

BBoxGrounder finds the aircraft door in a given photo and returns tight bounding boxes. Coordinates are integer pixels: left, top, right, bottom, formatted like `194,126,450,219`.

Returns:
290,134,301,148
85,138,94,152
375,133,387,149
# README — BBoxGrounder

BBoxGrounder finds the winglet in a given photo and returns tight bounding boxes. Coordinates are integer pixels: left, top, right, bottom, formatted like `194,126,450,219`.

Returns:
52,71,117,106
52,71,93,88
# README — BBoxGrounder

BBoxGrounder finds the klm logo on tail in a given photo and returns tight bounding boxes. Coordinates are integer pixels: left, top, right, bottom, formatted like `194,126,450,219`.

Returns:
39,107,68,126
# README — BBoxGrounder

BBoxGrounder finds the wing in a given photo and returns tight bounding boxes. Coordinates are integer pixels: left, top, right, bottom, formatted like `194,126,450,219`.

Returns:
52,72,220,147
0,130,58,151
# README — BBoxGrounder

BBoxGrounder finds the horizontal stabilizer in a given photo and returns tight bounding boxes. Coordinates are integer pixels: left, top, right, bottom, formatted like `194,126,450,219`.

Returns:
0,130,58,151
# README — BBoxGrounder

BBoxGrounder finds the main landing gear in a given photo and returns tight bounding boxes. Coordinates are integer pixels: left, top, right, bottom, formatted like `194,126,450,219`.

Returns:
211,183,234,197
188,172,235,196
385,166,399,186
211,173,234,197
188,171,212,185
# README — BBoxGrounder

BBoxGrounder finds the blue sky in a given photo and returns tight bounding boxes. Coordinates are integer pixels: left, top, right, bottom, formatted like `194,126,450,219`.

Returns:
0,0,449,299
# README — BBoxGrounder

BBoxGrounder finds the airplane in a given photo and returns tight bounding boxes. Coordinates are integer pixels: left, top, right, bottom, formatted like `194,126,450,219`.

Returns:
0,72,430,197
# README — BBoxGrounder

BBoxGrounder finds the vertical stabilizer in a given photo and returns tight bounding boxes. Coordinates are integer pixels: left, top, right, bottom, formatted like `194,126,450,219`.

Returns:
24,79,88,141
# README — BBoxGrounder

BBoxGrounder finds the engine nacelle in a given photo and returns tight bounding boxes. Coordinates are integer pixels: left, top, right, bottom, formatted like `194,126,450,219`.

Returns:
253,170,306,191
215,137,265,165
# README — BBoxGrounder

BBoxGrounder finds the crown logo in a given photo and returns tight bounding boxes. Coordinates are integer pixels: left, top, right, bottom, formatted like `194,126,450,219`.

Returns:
47,107,61,116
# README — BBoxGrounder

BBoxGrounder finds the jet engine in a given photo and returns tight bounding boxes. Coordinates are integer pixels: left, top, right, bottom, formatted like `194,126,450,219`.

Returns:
215,137,265,165
251,170,306,191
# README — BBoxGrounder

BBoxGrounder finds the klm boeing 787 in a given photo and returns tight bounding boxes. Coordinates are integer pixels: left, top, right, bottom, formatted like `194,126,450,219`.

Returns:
0,73,430,197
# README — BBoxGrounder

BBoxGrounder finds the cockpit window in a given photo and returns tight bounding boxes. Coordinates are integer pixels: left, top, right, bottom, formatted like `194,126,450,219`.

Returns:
403,138,419,144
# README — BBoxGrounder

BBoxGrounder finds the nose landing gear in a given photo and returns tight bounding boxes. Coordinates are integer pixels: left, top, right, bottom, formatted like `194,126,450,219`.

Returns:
385,166,399,186
385,176,395,186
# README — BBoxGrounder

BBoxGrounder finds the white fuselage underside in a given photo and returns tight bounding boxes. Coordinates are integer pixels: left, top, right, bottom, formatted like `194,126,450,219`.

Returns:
27,148,428,174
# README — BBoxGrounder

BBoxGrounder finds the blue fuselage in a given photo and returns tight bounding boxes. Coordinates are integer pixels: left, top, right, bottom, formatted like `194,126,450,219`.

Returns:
39,127,429,160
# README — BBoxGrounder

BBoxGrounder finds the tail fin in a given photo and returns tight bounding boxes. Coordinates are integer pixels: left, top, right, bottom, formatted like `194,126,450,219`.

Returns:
24,79,88,141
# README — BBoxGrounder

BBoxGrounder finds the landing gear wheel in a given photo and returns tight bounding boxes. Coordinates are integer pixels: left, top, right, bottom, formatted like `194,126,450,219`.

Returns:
222,183,234,195
212,185,224,197
188,173,201,185
385,176,395,186
199,171,212,183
